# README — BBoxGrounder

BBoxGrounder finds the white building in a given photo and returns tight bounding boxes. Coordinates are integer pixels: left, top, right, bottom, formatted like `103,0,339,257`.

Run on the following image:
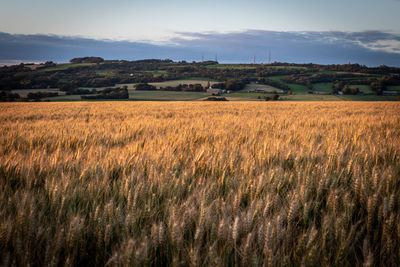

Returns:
207,87,224,95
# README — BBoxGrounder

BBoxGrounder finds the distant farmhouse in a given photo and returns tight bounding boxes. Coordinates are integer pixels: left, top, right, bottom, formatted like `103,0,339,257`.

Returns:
313,90,329,95
207,87,226,95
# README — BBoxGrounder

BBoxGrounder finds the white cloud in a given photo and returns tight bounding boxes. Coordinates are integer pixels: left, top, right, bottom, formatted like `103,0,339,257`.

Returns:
357,39,400,54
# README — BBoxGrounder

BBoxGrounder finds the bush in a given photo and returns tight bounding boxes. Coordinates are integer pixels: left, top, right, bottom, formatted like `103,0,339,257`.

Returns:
135,83,157,91
81,87,129,99
341,85,360,95
27,91,58,100
203,96,228,101
0,91,20,101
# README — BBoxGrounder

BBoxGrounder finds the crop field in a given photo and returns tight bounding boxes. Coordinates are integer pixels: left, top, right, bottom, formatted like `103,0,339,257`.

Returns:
0,102,399,266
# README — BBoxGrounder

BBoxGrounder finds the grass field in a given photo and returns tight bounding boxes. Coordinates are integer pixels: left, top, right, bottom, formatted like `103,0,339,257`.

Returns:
287,84,310,94
349,85,375,94
312,82,333,92
1,102,399,266
243,83,284,93
387,85,400,92
144,70,168,77
227,92,274,100
268,76,309,93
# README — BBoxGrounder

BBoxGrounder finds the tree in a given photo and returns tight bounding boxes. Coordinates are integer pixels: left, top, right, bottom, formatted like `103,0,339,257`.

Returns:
341,85,359,95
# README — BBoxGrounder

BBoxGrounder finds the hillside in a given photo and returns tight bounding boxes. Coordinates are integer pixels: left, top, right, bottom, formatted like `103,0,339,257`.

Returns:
1,58,400,101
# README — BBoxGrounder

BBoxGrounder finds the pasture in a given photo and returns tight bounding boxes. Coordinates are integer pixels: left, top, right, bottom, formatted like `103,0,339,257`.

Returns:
243,83,284,93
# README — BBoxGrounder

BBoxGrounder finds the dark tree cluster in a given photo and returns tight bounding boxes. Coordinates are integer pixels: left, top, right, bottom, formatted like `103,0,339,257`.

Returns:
135,83,157,91
66,88,97,95
81,87,129,99
70,57,104,64
0,91,20,101
27,91,58,100
258,94,280,101
203,96,228,101
225,78,248,91
341,85,360,95
159,84,204,92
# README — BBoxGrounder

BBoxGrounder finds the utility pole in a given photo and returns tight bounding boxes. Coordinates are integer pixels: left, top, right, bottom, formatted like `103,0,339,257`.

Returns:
253,55,256,64
268,51,271,64
201,52,204,63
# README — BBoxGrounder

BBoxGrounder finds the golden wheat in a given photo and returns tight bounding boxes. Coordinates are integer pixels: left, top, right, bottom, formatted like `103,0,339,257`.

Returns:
0,101,399,266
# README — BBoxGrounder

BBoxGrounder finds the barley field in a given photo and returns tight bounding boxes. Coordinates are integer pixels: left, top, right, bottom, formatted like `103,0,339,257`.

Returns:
0,102,399,266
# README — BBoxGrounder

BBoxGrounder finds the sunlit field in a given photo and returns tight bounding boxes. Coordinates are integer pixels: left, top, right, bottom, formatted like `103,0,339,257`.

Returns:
0,102,399,266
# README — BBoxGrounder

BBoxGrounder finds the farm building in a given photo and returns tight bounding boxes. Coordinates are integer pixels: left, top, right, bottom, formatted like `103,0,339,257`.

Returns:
382,91,398,96
313,90,329,95
207,87,225,95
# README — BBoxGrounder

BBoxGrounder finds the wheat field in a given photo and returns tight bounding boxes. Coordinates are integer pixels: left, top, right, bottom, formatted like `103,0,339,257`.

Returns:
0,102,399,266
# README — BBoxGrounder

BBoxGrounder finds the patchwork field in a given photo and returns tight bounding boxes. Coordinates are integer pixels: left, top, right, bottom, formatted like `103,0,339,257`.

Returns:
0,102,399,266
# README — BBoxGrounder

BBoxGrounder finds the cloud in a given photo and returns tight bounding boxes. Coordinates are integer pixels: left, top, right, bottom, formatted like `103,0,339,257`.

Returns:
1,30,400,66
171,30,400,66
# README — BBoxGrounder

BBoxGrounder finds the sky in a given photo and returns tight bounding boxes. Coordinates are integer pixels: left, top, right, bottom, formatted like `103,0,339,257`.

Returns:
1,0,400,65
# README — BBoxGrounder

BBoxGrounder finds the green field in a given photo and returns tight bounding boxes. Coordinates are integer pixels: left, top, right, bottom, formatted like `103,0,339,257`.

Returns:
268,75,285,82
312,82,333,92
387,85,400,92
243,83,283,93
144,70,168,77
12,76,400,102
268,76,309,93
227,92,274,99
349,84,374,94
287,84,310,93
267,65,307,70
